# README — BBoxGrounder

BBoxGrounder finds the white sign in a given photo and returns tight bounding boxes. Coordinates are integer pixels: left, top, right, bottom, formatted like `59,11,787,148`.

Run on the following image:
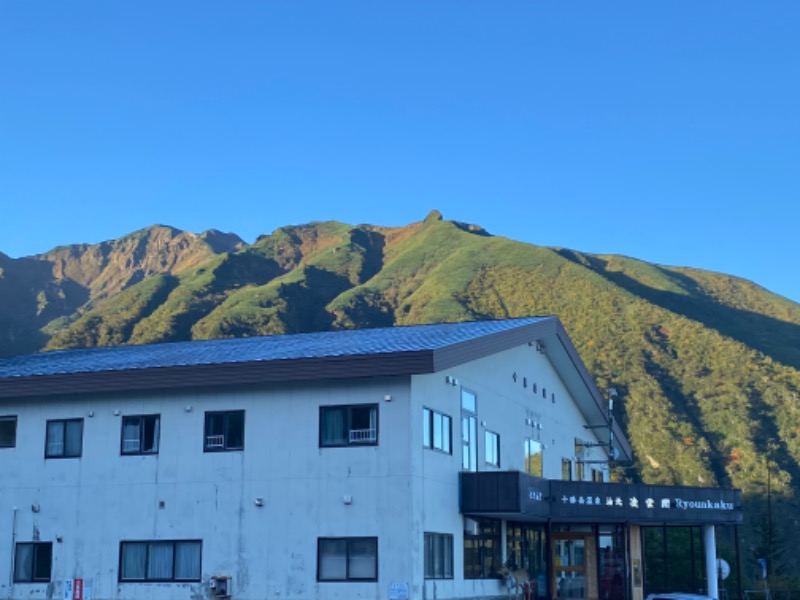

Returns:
389,582,409,599
63,579,73,600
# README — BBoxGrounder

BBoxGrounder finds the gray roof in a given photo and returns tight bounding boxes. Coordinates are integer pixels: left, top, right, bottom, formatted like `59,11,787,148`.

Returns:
0,317,548,379
0,316,633,461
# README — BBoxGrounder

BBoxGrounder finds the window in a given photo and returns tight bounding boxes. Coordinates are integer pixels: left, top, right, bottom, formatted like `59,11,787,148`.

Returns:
121,415,160,455
45,419,83,458
461,389,477,471
14,542,52,582
574,439,585,481
204,410,245,451
119,540,202,582
320,405,378,447
0,415,17,448
464,518,501,579
424,533,453,579
317,537,377,581
525,438,543,476
484,430,500,467
562,458,573,481
423,408,452,453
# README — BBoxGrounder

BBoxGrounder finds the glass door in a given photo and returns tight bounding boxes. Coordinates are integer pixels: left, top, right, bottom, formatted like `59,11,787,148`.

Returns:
552,532,597,600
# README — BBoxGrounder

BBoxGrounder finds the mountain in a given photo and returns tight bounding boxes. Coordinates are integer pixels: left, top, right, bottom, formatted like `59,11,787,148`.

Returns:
2,210,799,579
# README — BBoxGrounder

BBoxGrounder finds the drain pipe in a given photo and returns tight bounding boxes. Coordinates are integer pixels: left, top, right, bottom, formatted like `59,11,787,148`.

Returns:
8,507,17,600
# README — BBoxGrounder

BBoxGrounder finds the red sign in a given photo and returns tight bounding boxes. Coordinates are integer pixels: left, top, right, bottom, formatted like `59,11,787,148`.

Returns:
73,579,83,600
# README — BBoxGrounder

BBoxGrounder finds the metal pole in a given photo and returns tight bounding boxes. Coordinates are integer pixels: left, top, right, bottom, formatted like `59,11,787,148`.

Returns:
8,507,17,600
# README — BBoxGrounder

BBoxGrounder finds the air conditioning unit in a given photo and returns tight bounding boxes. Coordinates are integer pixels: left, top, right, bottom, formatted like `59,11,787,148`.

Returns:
464,518,480,536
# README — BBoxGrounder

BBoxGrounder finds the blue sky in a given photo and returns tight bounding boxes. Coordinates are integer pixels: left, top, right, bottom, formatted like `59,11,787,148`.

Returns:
2,2,799,304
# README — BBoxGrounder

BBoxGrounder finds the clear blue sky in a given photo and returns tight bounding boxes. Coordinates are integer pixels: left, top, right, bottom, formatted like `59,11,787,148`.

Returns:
2,2,798,304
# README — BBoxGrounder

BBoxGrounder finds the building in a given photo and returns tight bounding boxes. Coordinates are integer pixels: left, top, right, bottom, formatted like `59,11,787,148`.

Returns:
0,317,741,600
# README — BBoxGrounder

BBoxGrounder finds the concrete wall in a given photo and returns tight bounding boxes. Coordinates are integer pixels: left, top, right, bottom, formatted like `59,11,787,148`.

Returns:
0,376,413,600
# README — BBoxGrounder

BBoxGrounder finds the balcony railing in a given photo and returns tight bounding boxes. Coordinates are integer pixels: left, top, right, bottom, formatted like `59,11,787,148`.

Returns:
206,435,225,448
349,428,377,443
123,438,141,453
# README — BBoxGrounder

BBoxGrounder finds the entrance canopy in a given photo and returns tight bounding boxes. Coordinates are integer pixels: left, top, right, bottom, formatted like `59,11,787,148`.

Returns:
460,471,742,525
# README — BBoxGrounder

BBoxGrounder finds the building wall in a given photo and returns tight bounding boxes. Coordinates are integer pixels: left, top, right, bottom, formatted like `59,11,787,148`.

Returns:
410,343,608,600
0,376,414,600
0,342,608,600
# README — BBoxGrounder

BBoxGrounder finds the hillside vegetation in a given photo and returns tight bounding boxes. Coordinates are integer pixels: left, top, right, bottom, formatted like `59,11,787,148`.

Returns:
2,210,799,579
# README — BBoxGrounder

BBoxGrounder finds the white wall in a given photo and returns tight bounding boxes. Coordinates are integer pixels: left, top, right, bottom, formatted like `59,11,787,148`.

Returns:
0,341,607,600
0,376,414,600
411,343,607,600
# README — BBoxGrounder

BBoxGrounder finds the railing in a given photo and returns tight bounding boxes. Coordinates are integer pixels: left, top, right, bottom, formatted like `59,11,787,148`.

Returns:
349,428,377,443
206,435,225,448
122,439,141,453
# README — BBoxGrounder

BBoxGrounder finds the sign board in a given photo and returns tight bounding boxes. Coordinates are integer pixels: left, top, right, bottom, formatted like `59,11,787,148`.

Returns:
73,578,84,600
389,582,409,599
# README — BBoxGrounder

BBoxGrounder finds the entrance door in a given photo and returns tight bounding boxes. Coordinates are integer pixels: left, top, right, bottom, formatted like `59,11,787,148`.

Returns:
552,532,598,600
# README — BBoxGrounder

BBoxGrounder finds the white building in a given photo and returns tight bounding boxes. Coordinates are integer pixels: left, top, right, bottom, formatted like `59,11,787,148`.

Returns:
0,317,740,600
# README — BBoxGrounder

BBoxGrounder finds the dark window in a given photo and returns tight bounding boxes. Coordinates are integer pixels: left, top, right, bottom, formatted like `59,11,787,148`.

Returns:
119,540,202,582
45,419,83,458
464,519,501,579
317,537,377,581
320,405,378,447
485,430,500,467
424,533,453,579
0,416,17,448
121,415,160,455
14,542,52,582
204,411,245,452
423,408,452,453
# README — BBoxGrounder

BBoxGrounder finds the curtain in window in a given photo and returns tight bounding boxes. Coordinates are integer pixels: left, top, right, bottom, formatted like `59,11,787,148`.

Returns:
121,543,147,580
46,421,64,455
14,544,33,581
319,539,347,580
368,407,377,433
174,542,201,580
147,542,174,580
65,420,82,456
321,409,346,446
348,539,377,579
123,420,141,452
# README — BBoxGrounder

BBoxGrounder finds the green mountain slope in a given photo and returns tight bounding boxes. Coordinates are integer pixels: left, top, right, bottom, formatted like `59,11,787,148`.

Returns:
2,211,799,579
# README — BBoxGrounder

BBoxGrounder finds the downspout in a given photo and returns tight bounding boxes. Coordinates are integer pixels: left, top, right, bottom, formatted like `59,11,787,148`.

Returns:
8,507,17,600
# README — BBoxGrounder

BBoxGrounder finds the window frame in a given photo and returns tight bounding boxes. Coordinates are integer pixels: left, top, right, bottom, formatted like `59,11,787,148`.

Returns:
44,418,83,459
118,540,202,582
317,537,378,582
461,388,478,472
0,415,17,448
484,430,500,467
203,410,245,452
424,532,454,580
524,438,544,477
319,404,379,448
423,408,452,454
463,518,502,579
121,414,161,456
13,542,53,583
